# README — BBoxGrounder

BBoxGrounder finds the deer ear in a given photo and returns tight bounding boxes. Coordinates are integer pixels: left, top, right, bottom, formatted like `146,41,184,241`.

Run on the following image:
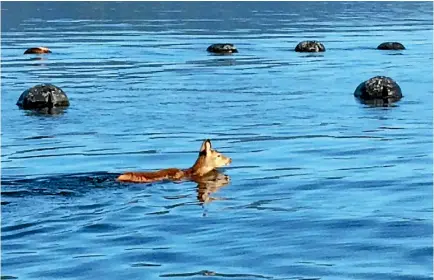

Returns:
199,139,212,153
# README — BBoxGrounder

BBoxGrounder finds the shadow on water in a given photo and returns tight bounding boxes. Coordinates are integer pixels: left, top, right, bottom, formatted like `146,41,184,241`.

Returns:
1,171,118,199
187,58,237,67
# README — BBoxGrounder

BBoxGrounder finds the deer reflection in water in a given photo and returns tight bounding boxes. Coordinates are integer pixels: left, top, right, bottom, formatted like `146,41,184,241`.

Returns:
194,170,231,204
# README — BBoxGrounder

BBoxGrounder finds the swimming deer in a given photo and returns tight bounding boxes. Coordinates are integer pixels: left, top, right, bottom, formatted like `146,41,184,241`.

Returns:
117,139,232,183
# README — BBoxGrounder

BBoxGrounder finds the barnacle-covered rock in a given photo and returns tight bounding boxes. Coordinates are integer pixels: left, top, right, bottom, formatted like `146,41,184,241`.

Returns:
24,47,52,54
295,41,325,52
377,42,405,50
17,84,69,110
207,43,238,54
354,76,403,105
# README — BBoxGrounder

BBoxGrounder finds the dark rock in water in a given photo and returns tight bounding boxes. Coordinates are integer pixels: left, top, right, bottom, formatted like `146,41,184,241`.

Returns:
377,42,405,50
295,41,325,52
207,43,238,54
354,76,403,105
24,47,52,54
17,84,70,110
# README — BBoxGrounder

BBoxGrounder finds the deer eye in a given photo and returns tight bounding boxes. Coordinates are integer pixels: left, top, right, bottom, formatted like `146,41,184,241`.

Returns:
217,155,221,157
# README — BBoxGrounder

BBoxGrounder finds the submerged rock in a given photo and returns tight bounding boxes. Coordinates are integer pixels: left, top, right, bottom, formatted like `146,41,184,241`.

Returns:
17,84,70,110
377,42,405,50
295,41,325,52
24,47,52,54
354,76,403,105
207,43,238,54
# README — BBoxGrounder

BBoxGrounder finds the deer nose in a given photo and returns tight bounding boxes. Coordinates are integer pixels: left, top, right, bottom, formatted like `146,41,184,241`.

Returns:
228,158,232,163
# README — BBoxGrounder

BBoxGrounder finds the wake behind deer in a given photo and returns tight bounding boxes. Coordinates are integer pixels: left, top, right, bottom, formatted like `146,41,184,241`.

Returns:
117,139,232,183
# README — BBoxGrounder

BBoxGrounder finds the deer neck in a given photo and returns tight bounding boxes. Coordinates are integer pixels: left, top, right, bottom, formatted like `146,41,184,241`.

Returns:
185,154,213,177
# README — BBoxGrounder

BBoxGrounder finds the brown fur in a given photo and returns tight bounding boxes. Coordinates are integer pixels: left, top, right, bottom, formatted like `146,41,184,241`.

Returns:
117,168,184,183
117,139,231,183
24,47,52,54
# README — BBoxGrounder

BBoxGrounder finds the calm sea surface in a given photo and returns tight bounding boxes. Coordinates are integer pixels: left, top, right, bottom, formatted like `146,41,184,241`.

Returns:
1,2,433,280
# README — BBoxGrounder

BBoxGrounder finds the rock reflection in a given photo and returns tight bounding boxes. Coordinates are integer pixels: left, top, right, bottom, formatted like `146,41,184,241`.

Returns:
355,97,401,107
23,107,68,116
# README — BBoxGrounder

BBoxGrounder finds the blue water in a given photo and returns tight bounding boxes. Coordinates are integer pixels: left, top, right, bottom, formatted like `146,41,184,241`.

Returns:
1,2,433,279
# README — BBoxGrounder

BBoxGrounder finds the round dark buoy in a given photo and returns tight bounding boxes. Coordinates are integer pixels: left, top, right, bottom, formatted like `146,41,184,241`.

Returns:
354,76,403,105
17,84,69,110
377,42,405,50
207,43,238,54
24,47,52,54
295,41,325,52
